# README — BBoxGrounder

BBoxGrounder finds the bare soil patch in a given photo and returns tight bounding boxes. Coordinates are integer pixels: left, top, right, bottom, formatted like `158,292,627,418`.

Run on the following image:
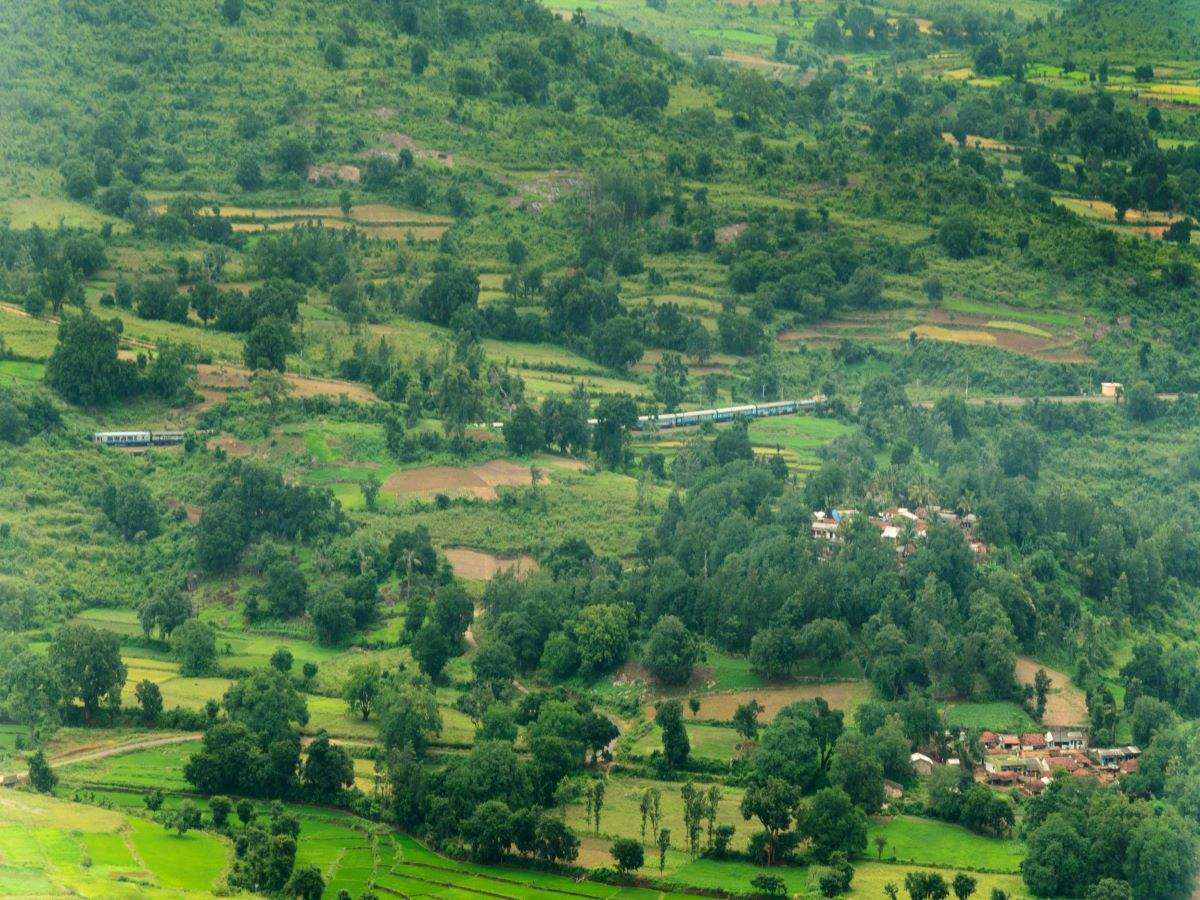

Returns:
647,683,871,723
444,547,539,581
1016,657,1088,726
534,453,587,471
307,163,361,184
372,132,455,167
384,460,542,500
195,364,377,403
208,433,253,458
716,222,749,245
721,51,796,71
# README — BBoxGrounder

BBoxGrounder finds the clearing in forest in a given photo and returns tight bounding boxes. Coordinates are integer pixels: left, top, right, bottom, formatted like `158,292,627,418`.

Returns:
648,682,874,723
384,460,542,501
1016,657,1089,725
443,547,539,580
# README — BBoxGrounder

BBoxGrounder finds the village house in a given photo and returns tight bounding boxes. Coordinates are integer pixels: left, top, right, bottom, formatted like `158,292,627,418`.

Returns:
810,505,988,557
1091,746,1141,769
1046,728,1088,750
1021,732,1047,752
910,752,936,776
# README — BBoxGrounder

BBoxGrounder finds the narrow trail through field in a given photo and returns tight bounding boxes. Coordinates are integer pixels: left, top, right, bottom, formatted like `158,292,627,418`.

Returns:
0,732,202,785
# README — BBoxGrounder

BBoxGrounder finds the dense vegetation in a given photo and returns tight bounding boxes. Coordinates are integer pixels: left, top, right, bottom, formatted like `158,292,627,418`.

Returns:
2,0,1200,897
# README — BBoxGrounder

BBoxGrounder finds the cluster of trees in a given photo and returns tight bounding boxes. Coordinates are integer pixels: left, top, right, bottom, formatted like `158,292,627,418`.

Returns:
183,669,358,802
0,387,62,445
1021,773,1196,899
0,224,106,318
195,461,343,573
45,313,196,406
0,623,126,727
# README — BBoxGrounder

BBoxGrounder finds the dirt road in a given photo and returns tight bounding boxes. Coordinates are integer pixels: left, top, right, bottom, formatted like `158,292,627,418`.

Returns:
1,732,202,785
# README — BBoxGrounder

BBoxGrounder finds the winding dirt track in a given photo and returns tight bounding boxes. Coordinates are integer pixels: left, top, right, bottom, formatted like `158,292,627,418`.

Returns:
0,732,202,785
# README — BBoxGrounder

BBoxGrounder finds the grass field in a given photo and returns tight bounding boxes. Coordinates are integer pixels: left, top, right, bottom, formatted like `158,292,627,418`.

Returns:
0,789,229,896
943,701,1038,732
867,816,1025,873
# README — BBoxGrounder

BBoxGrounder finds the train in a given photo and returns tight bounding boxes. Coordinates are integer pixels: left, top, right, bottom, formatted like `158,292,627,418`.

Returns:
585,396,827,431
93,430,188,447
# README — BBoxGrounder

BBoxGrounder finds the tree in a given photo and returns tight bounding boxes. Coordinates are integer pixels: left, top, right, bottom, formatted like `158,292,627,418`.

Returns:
377,681,442,755
952,873,977,900
235,155,263,190
752,874,788,896
592,396,638,469
223,669,309,746
643,616,700,686
905,871,950,900
1125,380,1158,423
608,837,643,876
1129,696,1177,746
221,0,244,25
209,795,232,828
1,651,62,728
49,623,127,722
173,800,202,835
534,816,579,864
574,604,631,673
243,318,297,371
236,799,255,826
750,627,797,680
173,620,217,676
101,481,159,540
828,732,885,813
1124,812,1196,900
45,312,131,406
1021,813,1088,897
301,730,354,799
740,778,799,866
268,647,293,674
795,618,851,674
798,788,869,863
417,264,479,325
27,751,56,793
138,590,191,640
286,866,325,900
144,789,164,812
410,42,430,76
998,424,1044,479
657,827,670,873
275,137,313,176
652,353,688,412
473,641,516,695
310,589,355,646
1033,668,1051,720
342,662,383,721
938,216,977,260
504,405,545,455
361,474,382,511
585,778,606,833
462,800,513,863
751,715,822,790
135,679,163,726
250,370,292,421
1086,879,1133,900
733,700,762,741
412,621,456,680
656,700,690,769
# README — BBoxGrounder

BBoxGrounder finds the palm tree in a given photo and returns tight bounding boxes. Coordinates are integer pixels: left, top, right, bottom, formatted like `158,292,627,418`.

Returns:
874,834,888,859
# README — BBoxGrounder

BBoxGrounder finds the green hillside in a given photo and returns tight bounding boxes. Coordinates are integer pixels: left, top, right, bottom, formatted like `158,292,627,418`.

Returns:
1,1,1200,899
1024,0,1200,64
